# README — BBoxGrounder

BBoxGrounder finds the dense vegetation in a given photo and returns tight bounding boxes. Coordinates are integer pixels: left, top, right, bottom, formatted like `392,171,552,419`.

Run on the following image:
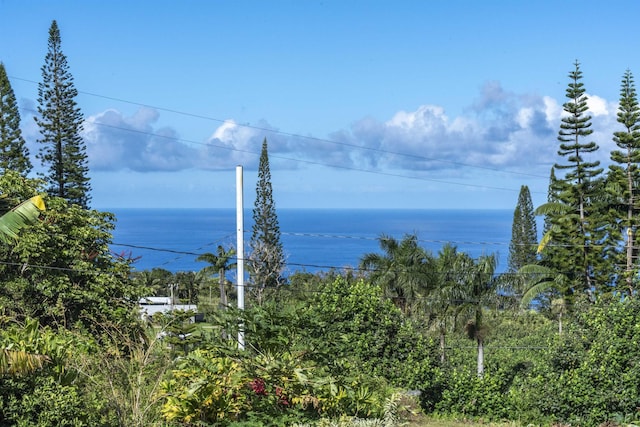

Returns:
3,21,640,427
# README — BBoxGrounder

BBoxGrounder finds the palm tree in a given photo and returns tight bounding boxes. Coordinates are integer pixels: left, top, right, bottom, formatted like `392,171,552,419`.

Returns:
196,245,236,310
360,234,434,315
518,264,570,334
174,271,203,305
133,270,163,296
418,243,468,364
456,253,498,377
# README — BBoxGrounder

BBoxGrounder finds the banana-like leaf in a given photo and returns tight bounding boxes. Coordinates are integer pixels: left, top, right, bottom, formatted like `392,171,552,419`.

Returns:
537,230,552,254
0,195,46,244
536,223,562,254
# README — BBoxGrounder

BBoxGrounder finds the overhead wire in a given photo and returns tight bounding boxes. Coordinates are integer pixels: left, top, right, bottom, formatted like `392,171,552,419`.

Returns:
11,75,550,187
0,257,614,310
102,200,616,272
18,103,540,195
0,234,630,310
8,76,619,294
83,118,533,194
8,236,619,284
112,231,236,269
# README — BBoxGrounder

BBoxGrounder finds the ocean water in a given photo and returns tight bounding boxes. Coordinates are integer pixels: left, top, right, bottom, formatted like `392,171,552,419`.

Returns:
108,208,514,274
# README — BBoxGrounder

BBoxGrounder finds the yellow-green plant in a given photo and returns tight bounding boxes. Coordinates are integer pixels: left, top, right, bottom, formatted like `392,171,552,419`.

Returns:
160,350,248,424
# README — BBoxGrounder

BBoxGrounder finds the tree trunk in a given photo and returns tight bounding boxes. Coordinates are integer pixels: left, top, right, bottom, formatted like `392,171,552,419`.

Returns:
477,337,484,377
558,311,563,335
219,267,228,340
626,163,635,295
439,329,446,364
219,268,227,308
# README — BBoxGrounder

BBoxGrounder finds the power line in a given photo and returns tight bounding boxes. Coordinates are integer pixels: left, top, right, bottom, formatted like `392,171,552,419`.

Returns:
0,254,631,309
111,238,618,281
113,232,236,269
87,119,530,194
112,228,613,263
20,105,535,195
11,75,550,184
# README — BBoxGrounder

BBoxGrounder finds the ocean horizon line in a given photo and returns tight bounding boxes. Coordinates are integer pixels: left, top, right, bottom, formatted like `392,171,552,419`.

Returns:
110,208,516,273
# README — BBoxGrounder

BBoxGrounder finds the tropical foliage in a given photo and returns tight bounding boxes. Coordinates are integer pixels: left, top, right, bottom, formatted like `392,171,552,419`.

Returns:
9,21,640,427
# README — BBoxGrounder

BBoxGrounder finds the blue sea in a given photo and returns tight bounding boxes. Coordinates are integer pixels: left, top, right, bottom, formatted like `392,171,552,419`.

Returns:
108,209,514,274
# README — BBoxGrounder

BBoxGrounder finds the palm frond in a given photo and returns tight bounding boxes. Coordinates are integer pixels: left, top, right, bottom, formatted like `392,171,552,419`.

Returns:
520,280,555,308
535,201,570,216
517,264,567,309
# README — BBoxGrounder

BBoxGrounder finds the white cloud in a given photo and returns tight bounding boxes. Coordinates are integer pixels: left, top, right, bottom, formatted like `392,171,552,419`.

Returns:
542,96,561,123
78,83,623,181
211,120,243,143
587,94,612,116
83,107,198,172
201,120,272,170
516,107,533,128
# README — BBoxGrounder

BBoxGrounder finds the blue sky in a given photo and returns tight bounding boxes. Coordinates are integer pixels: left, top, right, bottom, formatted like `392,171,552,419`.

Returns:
1,0,639,210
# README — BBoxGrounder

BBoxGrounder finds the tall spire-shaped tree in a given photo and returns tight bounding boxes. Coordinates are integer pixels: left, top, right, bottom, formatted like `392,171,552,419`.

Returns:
607,69,640,295
538,61,604,294
249,138,285,303
35,20,91,208
0,63,32,176
508,185,538,272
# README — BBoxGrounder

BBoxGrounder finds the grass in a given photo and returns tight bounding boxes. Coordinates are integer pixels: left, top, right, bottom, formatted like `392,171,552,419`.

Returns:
392,393,520,427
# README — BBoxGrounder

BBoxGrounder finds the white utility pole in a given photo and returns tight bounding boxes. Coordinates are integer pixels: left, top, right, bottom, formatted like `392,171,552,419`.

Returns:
236,165,245,350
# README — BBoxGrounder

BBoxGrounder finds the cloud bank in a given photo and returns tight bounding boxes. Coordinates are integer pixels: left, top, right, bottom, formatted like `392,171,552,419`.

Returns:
81,82,622,178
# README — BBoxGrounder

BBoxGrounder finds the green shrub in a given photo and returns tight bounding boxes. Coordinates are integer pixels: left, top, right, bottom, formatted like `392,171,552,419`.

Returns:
433,369,509,420
159,347,396,426
1,374,115,427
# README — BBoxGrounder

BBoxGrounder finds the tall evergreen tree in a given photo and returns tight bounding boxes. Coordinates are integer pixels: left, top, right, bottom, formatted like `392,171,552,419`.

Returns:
538,61,604,294
607,69,640,295
35,20,91,208
508,185,538,272
0,63,32,176
249,138,285,302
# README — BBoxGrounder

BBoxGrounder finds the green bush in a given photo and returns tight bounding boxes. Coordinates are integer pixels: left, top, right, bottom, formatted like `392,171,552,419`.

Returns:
511,297,640,426
433,369,509,420
159,346,397,426
1,374,115,427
